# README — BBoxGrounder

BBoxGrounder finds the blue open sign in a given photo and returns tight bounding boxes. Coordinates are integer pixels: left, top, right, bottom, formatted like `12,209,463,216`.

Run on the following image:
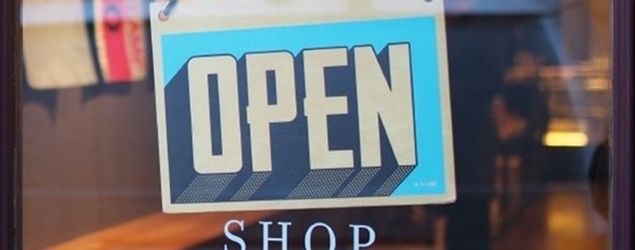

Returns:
151,0,455,213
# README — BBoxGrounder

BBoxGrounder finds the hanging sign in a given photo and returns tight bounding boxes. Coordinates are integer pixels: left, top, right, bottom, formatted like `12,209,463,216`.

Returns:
151,0,455,213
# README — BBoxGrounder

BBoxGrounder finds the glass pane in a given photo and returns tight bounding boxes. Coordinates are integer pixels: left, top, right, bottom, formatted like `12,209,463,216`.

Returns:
21,0,612,249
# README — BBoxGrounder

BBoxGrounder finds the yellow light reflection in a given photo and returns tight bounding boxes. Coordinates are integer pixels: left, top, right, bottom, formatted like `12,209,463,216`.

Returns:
543,131,589,147
585,78,610,91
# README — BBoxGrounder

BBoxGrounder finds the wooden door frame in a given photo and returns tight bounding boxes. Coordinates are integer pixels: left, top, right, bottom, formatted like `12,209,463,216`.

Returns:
1,0,633,249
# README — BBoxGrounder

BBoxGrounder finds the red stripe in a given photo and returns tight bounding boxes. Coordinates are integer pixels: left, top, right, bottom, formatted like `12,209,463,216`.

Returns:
101,0,131,82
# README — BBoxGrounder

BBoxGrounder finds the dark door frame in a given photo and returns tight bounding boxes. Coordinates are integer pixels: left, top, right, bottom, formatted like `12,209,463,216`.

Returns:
0,0,22,250
1,0,21,249
1,0,633,249
612,0,633,249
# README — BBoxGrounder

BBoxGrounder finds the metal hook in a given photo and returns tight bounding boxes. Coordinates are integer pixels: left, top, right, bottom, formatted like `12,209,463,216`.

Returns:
158,0,178,21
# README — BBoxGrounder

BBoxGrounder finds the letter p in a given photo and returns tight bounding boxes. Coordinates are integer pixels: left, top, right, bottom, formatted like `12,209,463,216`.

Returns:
350,224,376,249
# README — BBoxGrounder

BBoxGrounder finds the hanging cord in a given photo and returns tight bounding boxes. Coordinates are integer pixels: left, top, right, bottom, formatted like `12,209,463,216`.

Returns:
159,0,179,21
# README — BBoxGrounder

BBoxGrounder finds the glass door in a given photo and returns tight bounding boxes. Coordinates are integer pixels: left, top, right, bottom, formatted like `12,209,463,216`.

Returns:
2,0,633,249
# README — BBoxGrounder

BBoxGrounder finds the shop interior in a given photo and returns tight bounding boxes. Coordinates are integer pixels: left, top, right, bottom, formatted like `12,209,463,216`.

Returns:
21,0,611,249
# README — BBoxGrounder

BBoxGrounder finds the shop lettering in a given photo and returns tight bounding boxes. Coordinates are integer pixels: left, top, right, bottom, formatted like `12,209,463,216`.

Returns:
188,44,416,174
224,220,376,250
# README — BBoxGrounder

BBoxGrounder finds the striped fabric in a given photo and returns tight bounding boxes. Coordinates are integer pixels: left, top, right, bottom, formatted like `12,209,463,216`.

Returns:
94,0,147,83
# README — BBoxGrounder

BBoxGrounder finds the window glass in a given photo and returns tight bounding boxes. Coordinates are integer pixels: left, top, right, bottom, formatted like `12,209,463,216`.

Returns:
21,0,612,249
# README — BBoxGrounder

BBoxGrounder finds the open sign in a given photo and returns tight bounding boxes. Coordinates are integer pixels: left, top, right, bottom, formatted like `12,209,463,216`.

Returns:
151,0,455,213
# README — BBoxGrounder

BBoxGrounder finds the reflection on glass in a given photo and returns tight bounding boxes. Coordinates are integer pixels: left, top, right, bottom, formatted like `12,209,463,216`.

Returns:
21,0,611,249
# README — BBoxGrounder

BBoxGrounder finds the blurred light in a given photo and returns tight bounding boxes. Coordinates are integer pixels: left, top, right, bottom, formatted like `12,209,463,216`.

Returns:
547,193,587,237
585,78,610,91
543,131,589,147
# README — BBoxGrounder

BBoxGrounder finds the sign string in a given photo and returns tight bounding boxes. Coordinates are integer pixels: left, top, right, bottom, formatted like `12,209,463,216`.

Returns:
159,0,179,21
